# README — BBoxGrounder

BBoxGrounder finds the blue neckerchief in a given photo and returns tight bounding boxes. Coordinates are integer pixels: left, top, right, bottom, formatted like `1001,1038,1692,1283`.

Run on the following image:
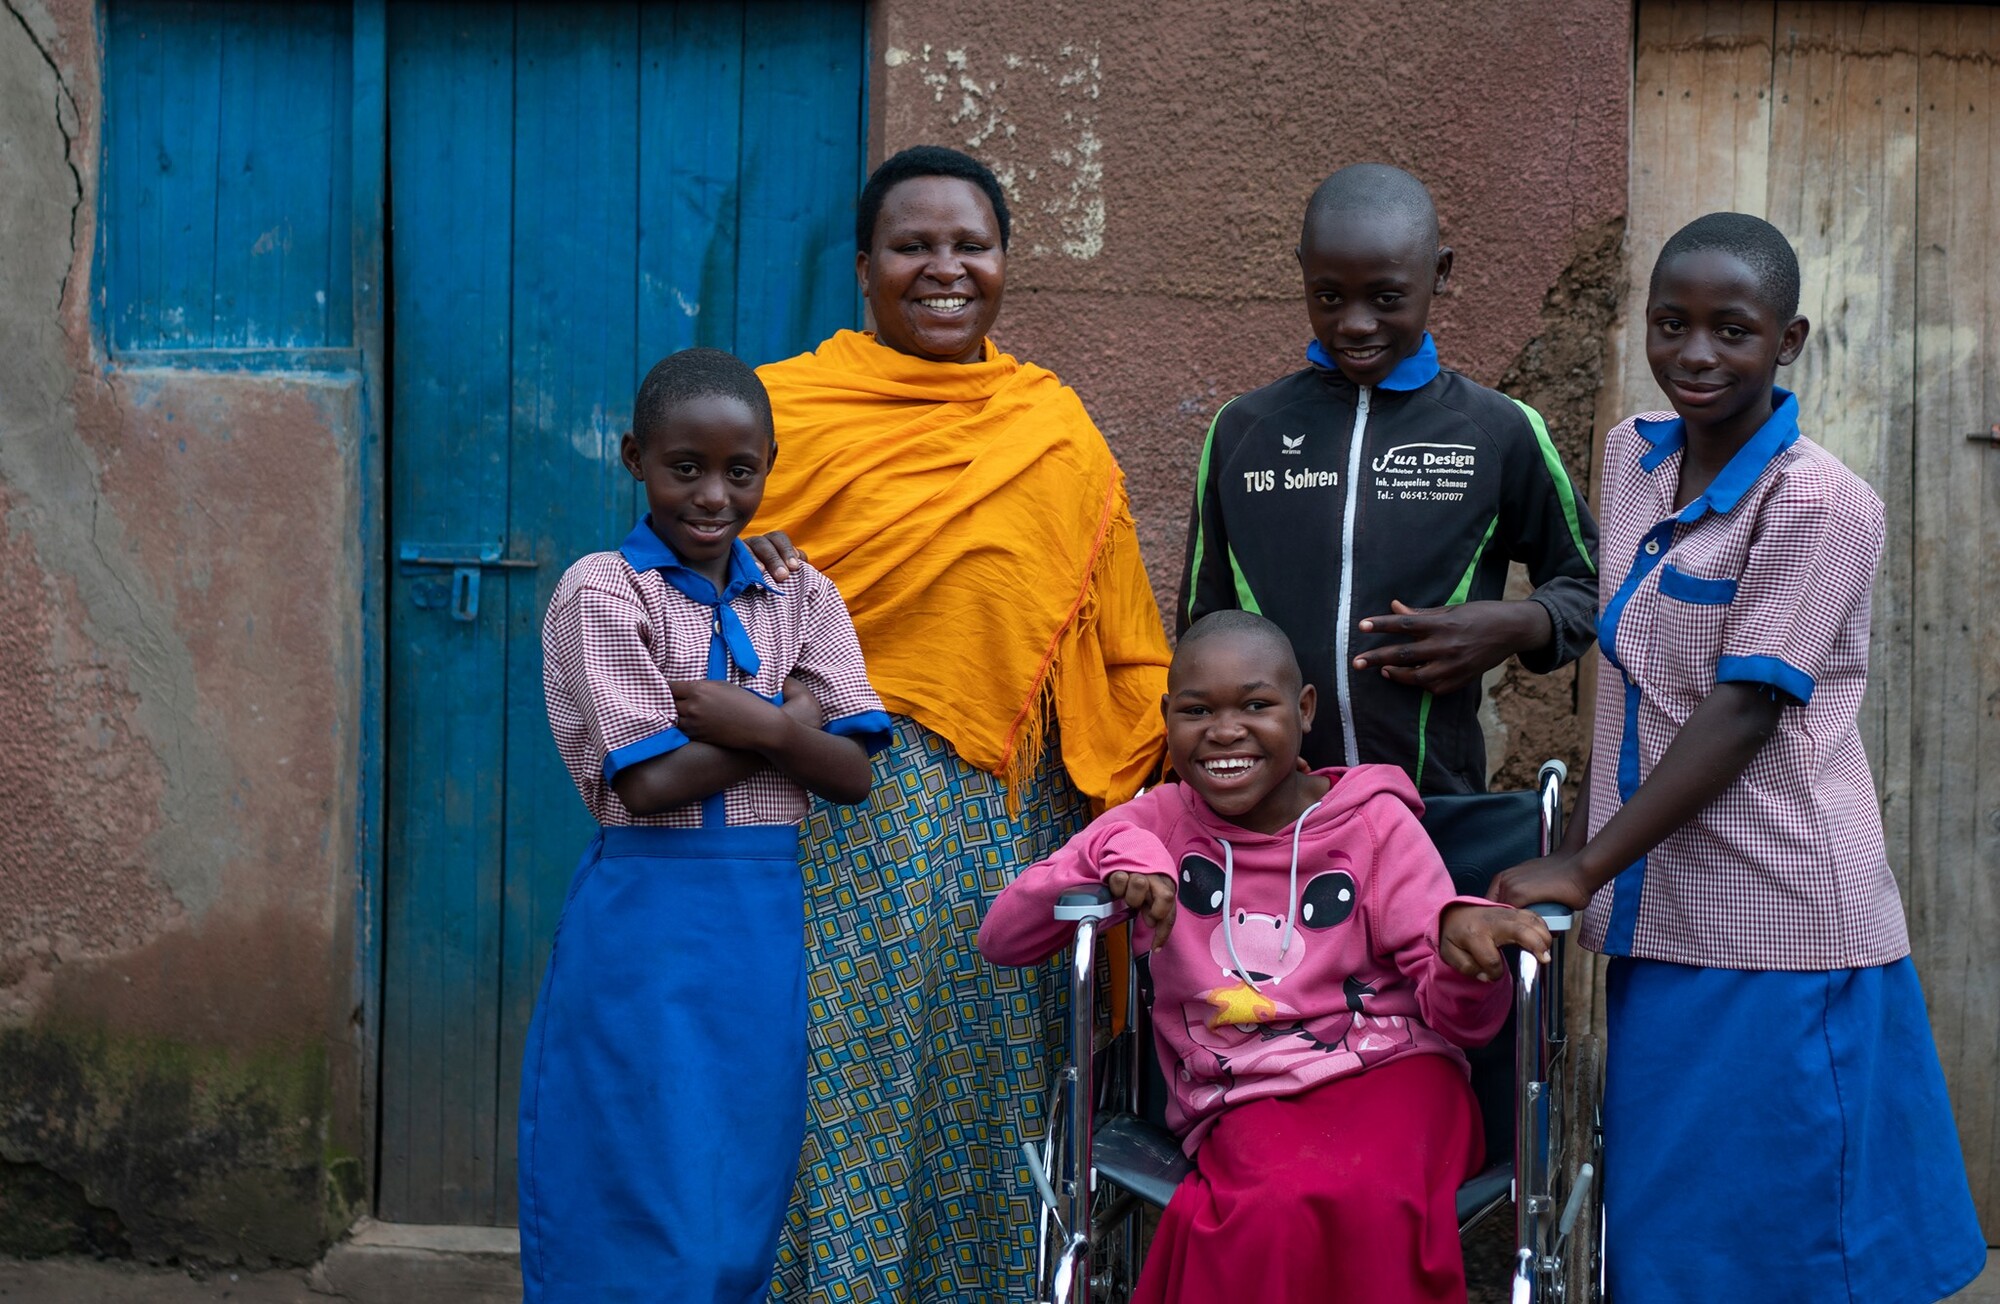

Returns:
1634,388,1801,523
1305,332,1440,391
618,517,767,677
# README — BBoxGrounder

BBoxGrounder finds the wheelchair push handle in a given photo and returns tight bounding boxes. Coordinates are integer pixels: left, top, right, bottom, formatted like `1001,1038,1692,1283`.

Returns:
1054,884,1117,922
1526,900,1575,932
1528,758,1575,931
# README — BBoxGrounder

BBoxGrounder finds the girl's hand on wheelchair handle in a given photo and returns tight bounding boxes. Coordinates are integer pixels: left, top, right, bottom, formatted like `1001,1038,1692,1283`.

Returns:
1105,870,1178,949
1490,852,1595,912
1440,904,1554,982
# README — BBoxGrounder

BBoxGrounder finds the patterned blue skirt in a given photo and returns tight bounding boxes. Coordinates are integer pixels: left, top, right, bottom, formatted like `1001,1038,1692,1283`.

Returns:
769,716,1091,1303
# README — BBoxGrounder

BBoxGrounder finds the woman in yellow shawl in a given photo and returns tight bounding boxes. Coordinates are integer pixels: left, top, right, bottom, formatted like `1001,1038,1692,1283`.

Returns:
750,147,1170,1301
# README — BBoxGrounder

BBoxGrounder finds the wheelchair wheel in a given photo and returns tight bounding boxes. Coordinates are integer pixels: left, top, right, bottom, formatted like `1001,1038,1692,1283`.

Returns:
1032,1064,1144,1296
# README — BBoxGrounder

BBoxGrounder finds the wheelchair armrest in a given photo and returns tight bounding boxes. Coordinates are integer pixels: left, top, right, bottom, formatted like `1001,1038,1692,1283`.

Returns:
1054,885,1116,922
1525,901,1574,932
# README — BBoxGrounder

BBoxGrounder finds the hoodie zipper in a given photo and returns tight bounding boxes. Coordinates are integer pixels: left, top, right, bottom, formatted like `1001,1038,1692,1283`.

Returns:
1331,386,1370,767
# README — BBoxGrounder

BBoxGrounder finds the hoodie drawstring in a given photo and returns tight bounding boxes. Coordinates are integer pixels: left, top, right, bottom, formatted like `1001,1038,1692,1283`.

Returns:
1279,799,1324,958
1217,798,1325,991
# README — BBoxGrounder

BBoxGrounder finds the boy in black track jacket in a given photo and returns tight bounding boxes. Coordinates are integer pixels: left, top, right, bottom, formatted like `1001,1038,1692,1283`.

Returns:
1179,165,1599,793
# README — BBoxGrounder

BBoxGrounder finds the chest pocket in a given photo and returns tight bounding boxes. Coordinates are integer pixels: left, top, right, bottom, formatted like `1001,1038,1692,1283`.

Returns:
1643,562,1739,694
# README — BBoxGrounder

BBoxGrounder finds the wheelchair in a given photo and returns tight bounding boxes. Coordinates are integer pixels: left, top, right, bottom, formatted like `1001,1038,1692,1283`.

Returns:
1022,760,1604,1303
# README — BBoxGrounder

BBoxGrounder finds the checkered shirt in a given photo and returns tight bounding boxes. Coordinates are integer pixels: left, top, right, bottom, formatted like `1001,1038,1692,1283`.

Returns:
1578,394,1910,970
542,536,886,828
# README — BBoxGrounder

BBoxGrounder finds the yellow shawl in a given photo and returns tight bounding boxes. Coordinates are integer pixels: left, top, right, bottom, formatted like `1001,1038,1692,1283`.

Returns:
757,329,1168,808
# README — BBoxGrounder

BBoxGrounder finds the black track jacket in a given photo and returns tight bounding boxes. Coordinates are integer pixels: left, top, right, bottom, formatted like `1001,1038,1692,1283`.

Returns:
1178,338,1599,793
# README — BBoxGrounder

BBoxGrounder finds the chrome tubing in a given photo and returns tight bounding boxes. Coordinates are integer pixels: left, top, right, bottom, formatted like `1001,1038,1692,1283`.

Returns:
1511,1248,1537,1304
1537,758,1567,856
1051,1234,1090,1304
1065,913,1100,1304
1514,945,1550,1299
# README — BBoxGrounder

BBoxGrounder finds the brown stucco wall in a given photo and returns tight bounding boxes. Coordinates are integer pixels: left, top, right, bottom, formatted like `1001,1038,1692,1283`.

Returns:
0,0,365,1263
0,0,1626,1265
867,0,1632,788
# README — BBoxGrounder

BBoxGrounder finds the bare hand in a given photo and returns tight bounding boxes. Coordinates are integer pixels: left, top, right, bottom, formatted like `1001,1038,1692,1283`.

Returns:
780,675,824,728
743,531,808,584
1439,904,1554,982
668,680,786,752
1352,599,1551,695
1491,852,1595,911
1106,870,1178,949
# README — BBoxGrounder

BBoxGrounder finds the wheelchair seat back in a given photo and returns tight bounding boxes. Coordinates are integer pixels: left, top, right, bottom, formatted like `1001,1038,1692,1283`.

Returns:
1125,788,1541,1164
1419,788,1543,1168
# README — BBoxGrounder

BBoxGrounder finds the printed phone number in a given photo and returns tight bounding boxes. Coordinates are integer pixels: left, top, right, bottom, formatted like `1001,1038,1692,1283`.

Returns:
1376,489,1468,503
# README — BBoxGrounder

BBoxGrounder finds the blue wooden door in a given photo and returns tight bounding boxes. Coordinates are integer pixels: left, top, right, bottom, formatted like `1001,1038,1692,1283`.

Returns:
380,0,864,1225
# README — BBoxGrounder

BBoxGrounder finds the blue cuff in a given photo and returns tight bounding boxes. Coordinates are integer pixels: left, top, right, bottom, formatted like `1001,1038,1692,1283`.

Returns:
825,709,894,757
1716,654,1814,706
602,725,691,784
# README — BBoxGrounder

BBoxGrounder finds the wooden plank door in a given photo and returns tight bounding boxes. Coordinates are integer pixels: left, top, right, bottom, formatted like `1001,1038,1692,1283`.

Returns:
1612,1,2000,1236
1910,4,1999,1245
380,0,865,1225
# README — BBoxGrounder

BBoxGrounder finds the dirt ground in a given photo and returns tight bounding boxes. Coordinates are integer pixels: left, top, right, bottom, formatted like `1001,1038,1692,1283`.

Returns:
1460,1211,1998,1304
0,1259,329,1302
0,1243,1993,1301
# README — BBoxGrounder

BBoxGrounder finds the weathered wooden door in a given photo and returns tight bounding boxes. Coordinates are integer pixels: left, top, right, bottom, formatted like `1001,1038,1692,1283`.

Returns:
379,0,865,1224
1607,1,2000,1237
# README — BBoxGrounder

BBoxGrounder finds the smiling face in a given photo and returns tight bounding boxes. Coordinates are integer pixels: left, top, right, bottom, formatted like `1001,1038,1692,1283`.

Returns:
1164,631,1319,833
857,175,1006,365
1297,212,1451,388
1646,248,1809,446
620,394,772,587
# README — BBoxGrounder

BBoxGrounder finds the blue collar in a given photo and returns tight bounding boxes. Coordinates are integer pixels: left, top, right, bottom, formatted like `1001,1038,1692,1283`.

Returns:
619,517,767,596
618,517,768,675
1635,388,1801,523
1305,332,1440,392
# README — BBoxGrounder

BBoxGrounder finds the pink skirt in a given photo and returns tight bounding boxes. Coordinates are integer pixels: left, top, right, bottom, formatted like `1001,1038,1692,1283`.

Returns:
1135,1052,1483,1304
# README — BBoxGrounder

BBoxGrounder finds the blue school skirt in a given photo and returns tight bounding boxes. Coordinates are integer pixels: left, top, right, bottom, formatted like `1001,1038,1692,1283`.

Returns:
1603,956,1985,1304
517,823,806,1304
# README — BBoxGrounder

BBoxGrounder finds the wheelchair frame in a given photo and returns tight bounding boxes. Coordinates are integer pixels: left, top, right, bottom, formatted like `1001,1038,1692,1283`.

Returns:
1022,760,1604,1304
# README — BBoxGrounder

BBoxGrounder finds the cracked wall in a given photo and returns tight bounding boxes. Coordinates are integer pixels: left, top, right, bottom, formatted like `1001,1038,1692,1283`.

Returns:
871,0,1632,784
0,0,364,1265
0,0,1631,1261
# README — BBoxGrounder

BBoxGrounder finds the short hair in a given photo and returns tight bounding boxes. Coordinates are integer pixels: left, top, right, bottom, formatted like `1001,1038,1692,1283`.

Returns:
855,145,1012,252
1301,163,1440,258
1174,610,1304,691
1649,212,1802,321
632,348,774,447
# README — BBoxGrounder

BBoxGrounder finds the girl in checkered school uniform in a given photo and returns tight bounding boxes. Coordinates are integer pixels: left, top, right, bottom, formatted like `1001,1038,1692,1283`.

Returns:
1496,214,1985,1302
517,349,891,1304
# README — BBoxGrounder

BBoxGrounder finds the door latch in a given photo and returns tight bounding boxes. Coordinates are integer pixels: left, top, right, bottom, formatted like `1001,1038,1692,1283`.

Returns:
399,542,539,623
1966,424,2000,448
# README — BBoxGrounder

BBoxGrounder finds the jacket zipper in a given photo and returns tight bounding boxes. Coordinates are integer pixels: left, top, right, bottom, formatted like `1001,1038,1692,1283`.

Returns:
1331,386,1370,767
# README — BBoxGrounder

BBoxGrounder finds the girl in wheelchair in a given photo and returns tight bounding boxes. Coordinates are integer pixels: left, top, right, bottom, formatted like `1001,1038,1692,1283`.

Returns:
980,611,1553,1304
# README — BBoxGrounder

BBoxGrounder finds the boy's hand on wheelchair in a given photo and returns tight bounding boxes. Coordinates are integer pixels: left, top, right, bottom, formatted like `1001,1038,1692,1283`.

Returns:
1440,905,1554,981
667,680,786,752
1105,871,1178,948
1490,853,1594,911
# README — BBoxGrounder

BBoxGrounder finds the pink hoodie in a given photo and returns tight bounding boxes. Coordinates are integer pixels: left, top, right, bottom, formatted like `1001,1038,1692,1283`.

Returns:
979,765,1509,1152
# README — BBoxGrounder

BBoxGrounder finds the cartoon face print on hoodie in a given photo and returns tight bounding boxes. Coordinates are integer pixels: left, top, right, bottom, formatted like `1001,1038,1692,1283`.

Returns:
1172,842,1415,1107
977,764,1510,1152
